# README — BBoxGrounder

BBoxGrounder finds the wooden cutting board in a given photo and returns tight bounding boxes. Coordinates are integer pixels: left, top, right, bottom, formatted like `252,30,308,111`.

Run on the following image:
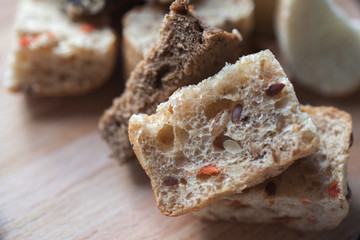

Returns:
0,1,359,239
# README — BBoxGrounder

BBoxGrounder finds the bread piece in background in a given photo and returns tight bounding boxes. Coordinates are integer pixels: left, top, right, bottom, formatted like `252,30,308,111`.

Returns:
60,0,143,18
128,50,319,216
4,0,117,96
148,0,173,3
99,0,243,163
194,0,254,37
122,0,254,78
122,4,168,81
196,106,352,231
61,0,106,17
276,0,360,96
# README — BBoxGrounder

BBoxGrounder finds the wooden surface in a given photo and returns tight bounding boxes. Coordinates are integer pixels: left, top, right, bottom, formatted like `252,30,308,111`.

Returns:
0,1,360,239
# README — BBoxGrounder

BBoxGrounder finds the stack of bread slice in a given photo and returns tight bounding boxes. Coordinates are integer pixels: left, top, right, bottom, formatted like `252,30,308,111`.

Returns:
123,0,352,230
99,0,243,162
128,50,352,230
128,49,321,217
4,0,354,232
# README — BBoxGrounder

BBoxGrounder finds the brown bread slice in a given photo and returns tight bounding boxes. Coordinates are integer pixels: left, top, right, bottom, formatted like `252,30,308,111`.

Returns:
122,0,254,78
196,106,352,231
99,0,243,162
128,50,319,216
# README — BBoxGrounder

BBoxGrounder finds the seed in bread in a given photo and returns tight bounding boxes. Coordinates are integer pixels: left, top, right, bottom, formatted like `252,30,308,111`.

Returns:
99,0,243,163
122,0,254,78
196,106,352,231
128,50,320,216
4,0,117,96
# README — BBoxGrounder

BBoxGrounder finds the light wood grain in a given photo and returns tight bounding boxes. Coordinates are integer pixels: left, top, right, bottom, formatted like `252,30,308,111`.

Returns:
0,1,359,239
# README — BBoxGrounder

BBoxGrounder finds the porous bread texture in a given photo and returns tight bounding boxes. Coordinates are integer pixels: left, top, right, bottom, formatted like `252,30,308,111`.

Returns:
276,0,360,96
196,106,352,231
122,0,254,78
128,50,319,216
99,0,243,163
4,0,117,96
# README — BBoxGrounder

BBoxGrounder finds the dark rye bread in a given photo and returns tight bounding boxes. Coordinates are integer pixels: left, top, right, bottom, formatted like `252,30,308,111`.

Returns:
121,0,254,79
128,50,319,216
99,0,243,162
195,106,352,231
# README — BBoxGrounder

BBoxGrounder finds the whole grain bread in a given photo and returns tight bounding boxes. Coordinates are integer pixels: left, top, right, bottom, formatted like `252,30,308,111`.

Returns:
4,0,117,96
128,50,319,216
99,0,243,162
122,0,254,78
276,0,360,96
196,106,352,231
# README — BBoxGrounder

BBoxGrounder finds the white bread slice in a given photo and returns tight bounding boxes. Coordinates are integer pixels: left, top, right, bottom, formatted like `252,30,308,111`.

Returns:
276,0,360,96
122,0,254,78
195,106,352,231
4,0,117,96
128,50,319,216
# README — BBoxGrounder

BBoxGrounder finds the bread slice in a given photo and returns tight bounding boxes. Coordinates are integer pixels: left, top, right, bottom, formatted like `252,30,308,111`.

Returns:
60,0,106,17
128,50,319,216
196,106,352,231
149,0,173,3
60,0,143,18
122,0,254,78
4,0,117,96
122,4,169,81
99,0,243,163
276,0,360,96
